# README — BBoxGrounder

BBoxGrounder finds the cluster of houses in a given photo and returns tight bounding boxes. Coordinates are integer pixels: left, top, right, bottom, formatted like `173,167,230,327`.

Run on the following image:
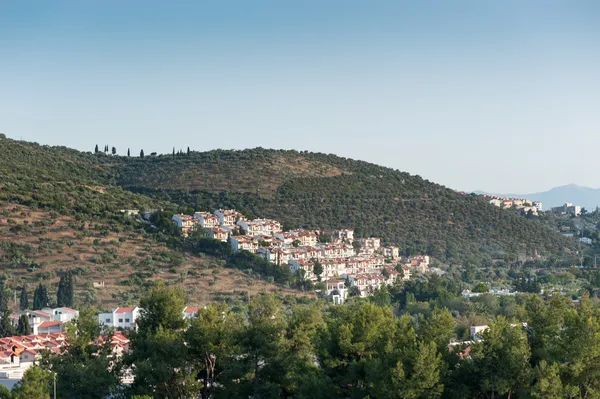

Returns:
0,330,129,379
7,306,80,336
482,194,543,215
172,209,434,303
0,305,202,381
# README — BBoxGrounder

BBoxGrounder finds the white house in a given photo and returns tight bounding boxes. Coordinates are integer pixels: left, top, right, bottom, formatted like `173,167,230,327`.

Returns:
194,212,220,229
52,307,79,323
325,279,348,305
470,325,489,341
206,227,229,242
98,307,141,330
214,209,245,228
182,306,201,320
229,235,259,253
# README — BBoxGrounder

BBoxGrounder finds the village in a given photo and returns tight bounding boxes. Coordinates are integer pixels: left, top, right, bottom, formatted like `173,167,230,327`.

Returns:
0,305,202,381
172,208,434,304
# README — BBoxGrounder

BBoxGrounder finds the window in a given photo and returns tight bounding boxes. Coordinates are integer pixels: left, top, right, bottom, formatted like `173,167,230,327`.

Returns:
118,318,123,323
125,318,130,323
105,318,110,323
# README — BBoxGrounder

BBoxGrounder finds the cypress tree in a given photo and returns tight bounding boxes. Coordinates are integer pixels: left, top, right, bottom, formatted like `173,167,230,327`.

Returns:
140,149,145,159
173,147,175,159
0,280,15,338
32,283,48,310
19,285,28,311
16,315,31,336
94,144,99,153
187,146,190,157
56,270,73,307
127,148,131,157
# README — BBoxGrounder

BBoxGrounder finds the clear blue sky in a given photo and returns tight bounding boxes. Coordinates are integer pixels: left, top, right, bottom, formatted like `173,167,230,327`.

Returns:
1,1,599,193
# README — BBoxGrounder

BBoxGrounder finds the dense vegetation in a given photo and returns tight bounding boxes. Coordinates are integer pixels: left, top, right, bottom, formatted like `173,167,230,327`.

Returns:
115,147,576,264
15,281,600,399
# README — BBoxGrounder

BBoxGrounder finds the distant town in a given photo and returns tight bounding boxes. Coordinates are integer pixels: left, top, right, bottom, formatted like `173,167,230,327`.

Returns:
172,209,435,304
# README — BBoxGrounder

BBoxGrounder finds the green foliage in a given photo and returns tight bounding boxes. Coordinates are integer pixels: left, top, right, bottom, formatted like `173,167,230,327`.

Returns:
127,282,194,398
19,285,28,311
116,148,576,264
12,366,52,399
40,307,118,399
0,280,15,338
56,270,74,307
33,283,49,310
17,315,32,336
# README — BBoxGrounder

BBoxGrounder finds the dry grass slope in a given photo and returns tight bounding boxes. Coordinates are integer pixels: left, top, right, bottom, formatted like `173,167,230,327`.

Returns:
0,204,311,310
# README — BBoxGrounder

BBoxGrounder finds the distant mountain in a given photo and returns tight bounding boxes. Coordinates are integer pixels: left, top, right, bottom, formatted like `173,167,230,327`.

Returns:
476,184,600,211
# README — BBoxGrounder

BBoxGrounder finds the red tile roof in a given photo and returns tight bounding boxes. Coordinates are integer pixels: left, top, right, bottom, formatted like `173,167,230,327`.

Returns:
38,321,62,329
183,306,200,314
115,307,136,313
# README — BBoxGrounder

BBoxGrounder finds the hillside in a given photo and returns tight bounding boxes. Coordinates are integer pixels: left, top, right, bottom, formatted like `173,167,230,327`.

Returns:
0,137,577,269
113,148,576,263
0,138,312,309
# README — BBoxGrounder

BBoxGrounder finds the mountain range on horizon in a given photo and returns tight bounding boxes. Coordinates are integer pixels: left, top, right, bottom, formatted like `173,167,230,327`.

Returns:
473,183,600,211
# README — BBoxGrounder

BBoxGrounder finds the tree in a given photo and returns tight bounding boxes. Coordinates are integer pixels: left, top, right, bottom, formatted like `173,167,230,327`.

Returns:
111,146,116,155
472,316,532,398
187,146,190,157
33,283,49,310
140,149,144,158
172,147,175,159
0,280,15,337
56,270,74,308
41,307,118,399
127,148,131,157
17,314,32,336
531,361,566,399
237,294,288,397
186,303,244,399
313,261,323,282
94,144,99,154
127,282,195,398
104,145,108,153
0,385,11,399
419,307,455,350
372,284,391,307
12,366,52,399
19,285,28,311
352,240,361,254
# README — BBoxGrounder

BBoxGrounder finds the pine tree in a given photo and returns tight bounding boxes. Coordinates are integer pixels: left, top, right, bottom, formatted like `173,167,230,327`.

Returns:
0,280,15,338
16,314,31,336
140,149,145,159
111,146,116,155
19,285,28,311
127,148,131,157
33,283,48,310
94,144,99,154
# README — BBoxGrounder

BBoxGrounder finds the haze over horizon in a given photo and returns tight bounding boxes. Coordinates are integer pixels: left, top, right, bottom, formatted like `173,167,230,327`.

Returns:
1,1,599,193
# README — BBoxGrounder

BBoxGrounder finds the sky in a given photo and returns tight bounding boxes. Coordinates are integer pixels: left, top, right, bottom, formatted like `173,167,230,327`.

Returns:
1,1,599,193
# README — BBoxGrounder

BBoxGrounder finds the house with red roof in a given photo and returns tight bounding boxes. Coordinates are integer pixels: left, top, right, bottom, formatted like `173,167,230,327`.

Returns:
36,321,63,334
182,306,202,320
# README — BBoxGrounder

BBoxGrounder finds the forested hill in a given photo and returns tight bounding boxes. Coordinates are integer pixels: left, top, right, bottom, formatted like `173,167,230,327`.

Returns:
113,147,576,263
